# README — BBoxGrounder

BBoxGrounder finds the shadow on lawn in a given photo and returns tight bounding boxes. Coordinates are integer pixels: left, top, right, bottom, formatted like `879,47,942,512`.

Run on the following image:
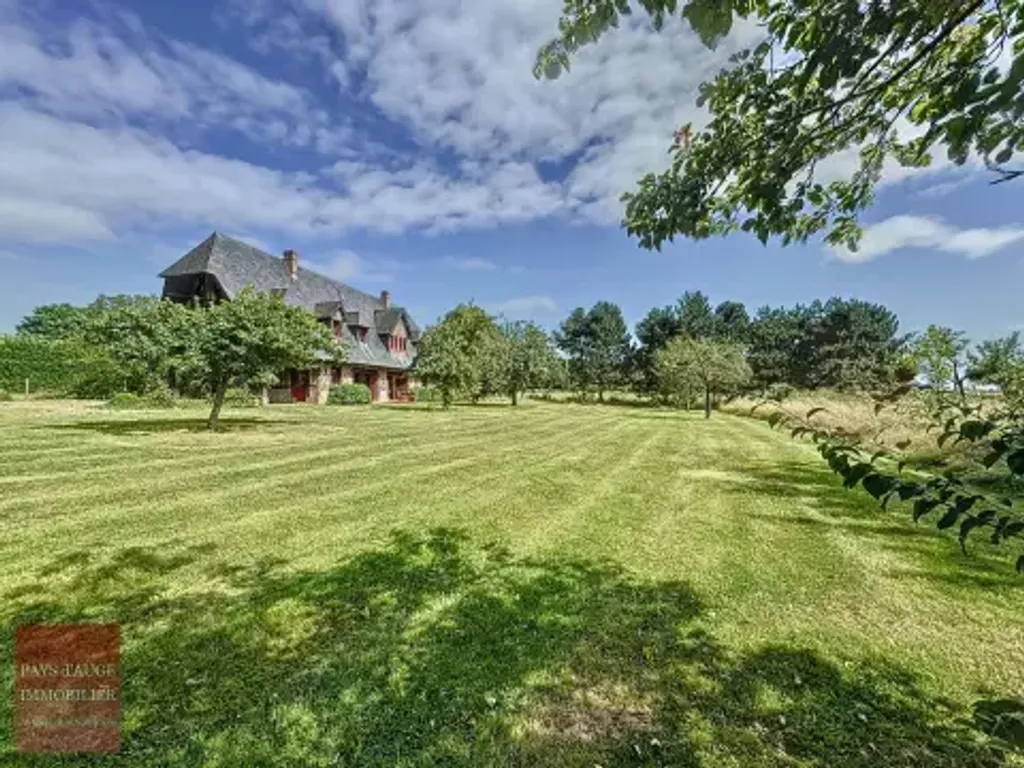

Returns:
47,417,295,435
0,530,1014,767
732,459,1024,592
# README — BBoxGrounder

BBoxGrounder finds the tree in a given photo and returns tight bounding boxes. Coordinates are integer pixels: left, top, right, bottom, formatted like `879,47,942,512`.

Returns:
193,288,338,428
557,302,632,402
633,305,684,395
656,337,751,418
713,301,750,343
913,325,970,400
16,303,90,340
677,290,716,340
414,304,501,408
537,1,1024,251
495,321,558,405
969,332,1024,412
84,297,197,394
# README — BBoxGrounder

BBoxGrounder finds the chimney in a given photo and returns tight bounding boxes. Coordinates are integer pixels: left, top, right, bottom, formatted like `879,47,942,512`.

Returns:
380,290,390,309
283,249,299,280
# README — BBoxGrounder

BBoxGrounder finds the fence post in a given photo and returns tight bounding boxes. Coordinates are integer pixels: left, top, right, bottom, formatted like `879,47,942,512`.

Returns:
24,377,29,397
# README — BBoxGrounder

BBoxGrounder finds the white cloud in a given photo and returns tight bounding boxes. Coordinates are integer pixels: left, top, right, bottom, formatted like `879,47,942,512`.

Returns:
443,256,498,272
830,215,1024,263
0,2,349,151
493,295,557,315
306,250,394,284
230,0,764,226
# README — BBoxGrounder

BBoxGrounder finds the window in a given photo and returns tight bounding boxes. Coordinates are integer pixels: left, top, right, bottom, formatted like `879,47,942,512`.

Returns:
331,367,341,384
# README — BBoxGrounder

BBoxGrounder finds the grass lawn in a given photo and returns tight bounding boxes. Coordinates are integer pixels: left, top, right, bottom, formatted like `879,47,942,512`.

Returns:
0,400,1022,766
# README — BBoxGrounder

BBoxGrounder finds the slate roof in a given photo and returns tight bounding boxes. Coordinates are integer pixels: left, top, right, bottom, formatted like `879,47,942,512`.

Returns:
160,232,419,370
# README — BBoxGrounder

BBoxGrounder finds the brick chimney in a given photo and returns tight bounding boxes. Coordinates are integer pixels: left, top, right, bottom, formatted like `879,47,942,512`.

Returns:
380,290,390,309
283,249,299,280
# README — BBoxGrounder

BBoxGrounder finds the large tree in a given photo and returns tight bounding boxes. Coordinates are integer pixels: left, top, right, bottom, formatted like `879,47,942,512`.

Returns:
656,336,752,418
495,321,559,405
414,304,501,408
677,290,717,340
84,297,197,395
194,289,338,428
557,302,632,402
537,1,1023,251
633,304,684,395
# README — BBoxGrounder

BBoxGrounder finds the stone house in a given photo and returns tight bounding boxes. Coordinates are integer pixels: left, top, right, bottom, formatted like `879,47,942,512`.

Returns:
159,232,420,403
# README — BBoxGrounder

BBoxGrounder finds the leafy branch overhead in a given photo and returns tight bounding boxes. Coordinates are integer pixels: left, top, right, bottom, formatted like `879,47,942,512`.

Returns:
759,391,1024,574
536,0,1024,250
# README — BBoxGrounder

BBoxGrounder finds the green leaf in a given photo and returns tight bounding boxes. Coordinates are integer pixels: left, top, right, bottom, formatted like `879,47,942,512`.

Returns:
1006,449,1024,475
806,407,827,419
861,473,896,500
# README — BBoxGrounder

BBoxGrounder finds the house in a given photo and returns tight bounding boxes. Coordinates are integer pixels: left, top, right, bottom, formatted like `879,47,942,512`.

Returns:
159,232,420,403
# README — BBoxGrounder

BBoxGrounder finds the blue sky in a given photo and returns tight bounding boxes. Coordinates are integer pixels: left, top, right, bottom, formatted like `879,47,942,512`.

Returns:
1,0,1022,341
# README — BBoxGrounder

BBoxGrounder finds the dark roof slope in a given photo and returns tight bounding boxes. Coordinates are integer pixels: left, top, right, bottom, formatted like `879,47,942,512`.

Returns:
160,232,418,370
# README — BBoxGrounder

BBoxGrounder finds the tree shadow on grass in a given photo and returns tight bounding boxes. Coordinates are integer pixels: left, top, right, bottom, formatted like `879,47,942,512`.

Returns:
45,417,296,435
0,530,1013,767
730,459,1024,593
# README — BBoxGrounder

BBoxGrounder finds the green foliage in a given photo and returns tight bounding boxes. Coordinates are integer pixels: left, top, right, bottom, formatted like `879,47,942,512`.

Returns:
969,332,1024,413
414,304,502,408
634,294,903,397
223,387,261,408
912,325,970,397
0,335,123,398
16,303,90,340
84,296,198,395
537,0,1024,251
108,392,145,409
0,390,12,402
144,389,178,408
656,336,752,417
193,288,339,427
411,386,442,404
747,299,904,391
327,383,372,406
494,321,559,405
556,301,632,401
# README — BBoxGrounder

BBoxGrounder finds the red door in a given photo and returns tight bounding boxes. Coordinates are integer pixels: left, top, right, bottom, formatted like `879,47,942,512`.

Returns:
291,371,309,402
367,372,378,401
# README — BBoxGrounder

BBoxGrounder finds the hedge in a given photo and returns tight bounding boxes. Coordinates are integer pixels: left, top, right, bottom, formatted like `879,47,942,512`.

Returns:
327,383,372,405
0,336,123,397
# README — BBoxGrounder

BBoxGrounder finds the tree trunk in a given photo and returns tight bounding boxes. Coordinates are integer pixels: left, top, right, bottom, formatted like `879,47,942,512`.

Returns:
704,385,711,419
598,386,605,403
953,362,967,404
512,390,518,406
208,379,228,430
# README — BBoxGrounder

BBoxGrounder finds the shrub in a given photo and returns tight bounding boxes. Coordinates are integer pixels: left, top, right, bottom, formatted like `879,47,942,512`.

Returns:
143,389,178,408
108,392,144,409
0,390,12,402
412,386,441,404
328,383,372,405
223,387,260,408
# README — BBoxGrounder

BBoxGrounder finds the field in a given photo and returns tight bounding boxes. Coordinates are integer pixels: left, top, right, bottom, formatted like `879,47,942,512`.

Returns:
0,400,1022,766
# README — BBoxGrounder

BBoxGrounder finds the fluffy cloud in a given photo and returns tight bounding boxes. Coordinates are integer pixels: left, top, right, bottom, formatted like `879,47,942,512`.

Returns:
831,216,1024,263
0,0,1004,250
